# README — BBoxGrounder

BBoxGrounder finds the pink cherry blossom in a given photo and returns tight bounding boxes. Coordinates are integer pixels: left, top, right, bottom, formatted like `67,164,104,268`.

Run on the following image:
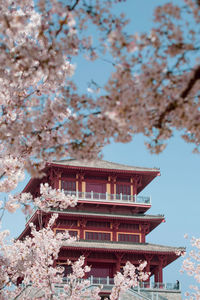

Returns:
110,261,150,300
181,236,200,299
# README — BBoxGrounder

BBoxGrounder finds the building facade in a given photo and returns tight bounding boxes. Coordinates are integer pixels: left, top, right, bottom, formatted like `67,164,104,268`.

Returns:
19,160,184,299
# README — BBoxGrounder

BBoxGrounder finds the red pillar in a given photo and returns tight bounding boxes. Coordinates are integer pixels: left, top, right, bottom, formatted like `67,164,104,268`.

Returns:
114,253,123,275
159,265,163,283
141,233,145,243
110,176,116,194
154,266,159,283
146,262,150,283
116,259,121,273
144,254,153,282
79,219,86,239
113,221,119,242
158,255,166,286
77,173,84,192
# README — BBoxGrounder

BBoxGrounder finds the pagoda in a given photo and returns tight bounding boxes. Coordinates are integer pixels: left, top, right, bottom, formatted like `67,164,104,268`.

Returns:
19,159,184,299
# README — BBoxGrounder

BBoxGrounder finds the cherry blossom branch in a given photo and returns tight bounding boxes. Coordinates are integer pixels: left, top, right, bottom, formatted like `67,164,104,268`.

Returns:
109,261,150,300
180,236,200,299
181,65,200,99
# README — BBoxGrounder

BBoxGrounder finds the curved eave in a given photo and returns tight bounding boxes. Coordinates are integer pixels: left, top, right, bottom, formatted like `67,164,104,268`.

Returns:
51,210,164,230
19,209,165,240
62,241,185,267
22,177,35,193
22,177,45,194
62,245,180,256
62,241,185,254
17,210,42,240
49,162,160,176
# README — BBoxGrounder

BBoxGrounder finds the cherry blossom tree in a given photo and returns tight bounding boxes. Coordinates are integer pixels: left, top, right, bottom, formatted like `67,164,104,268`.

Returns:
0,0,200,298
0,214,101,299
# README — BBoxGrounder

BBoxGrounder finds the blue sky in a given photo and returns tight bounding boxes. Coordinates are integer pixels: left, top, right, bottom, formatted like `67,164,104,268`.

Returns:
1,0,199,297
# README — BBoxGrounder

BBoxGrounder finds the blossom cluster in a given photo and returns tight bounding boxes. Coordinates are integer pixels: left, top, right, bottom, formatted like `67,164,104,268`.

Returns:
109,261,149,300
0,155,24,193
181,236,200,299
0,213,148,299
2,183,77,217
0,214,99,300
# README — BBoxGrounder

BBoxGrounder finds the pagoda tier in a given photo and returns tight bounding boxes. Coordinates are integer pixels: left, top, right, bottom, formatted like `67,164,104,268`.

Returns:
20,210,165,244
22,159,160,214
60,241,182,283
20,209,184,284
19,159,184,299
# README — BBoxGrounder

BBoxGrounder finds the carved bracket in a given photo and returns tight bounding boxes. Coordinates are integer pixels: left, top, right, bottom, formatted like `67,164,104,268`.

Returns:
77,172,85,182
109,175,117,183
141,223,150,234
113,221,120,230
79,218,87,228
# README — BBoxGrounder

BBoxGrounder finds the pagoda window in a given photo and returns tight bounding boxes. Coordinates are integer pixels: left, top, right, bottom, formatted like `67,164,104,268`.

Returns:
119,223,139,230
87,221,110,228
86,183,106,194
118,233,140,243
61,180,76,191
88,263,113,278
55,229,78,238
85,231,111,241
116,184,131,195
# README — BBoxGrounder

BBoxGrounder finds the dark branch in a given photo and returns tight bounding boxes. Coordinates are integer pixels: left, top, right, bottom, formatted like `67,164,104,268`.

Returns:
69,0,80,11
55,0,80,37
180,65,200,99
155,65,200,129
0,172,6,180
155,100,178,129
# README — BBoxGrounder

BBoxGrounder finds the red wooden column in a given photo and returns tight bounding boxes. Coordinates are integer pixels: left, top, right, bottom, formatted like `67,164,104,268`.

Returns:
158,255,167,285
77,173,84,192
141,223,150,243
130,177,136,201
159,264,163,283
114,253,124,275
154,266,159,283
144,254,153,287
79,219,86,239
110,175,117,195
112,221,120,242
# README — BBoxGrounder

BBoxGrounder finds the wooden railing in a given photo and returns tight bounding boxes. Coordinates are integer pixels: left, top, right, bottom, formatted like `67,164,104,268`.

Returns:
65,190,151,205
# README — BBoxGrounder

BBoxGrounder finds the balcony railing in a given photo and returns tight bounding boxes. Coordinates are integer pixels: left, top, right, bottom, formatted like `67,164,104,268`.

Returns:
65,191,151,205
137,281,180,290
25,191,150,223
17,278,181,299
61,276,180,291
